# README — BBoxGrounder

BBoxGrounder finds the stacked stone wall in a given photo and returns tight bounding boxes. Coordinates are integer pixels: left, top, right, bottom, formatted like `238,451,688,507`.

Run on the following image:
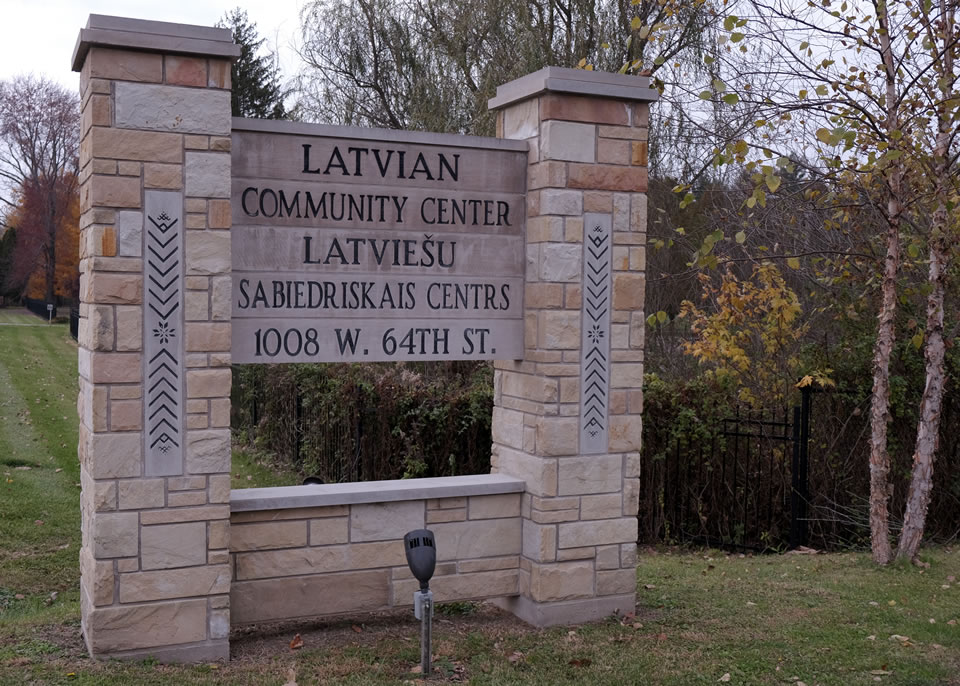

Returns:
230,492,523,623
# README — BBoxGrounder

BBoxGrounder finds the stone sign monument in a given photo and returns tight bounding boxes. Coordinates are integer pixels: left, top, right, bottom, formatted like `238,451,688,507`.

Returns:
73,13,656,663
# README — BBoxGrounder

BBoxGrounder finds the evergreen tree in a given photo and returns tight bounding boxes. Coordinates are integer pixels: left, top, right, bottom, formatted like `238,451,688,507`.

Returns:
219,8,286,119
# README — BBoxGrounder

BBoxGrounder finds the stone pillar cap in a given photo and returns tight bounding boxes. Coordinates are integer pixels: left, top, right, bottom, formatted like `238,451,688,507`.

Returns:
488,66,659,110
72,14,241,72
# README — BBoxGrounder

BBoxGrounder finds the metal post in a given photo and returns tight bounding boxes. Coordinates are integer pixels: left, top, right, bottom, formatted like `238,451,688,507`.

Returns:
420,590,432,676
789,405,802,549
799,386,812,547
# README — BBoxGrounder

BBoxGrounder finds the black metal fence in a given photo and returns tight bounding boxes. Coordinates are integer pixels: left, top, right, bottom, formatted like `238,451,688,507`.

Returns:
639,387,812,551
24,297,55,320
69,306,79,340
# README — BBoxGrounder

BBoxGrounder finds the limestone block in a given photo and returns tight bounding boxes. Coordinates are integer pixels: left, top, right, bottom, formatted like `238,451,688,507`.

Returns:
613,273,645,310
186,231,231,275
541,93,631,125
632,141,648,167
309,517,349,545
427,508,466,523
87,432,142,479
430,518,522,562
115,83,230,136
525,282,563,309
116,161,141,176
235,541,405,580
86,352,141,384
535,416,579,456
541,121,595,163
81,546,115,606
208,199,231,229
540,243,582,282
621,543,638,566
459,555,520,573
85,272,142,305
90,127,182,164
210,136,231,152
140,504,229,525
529,560,594,601
609,415,642,452
558,454,621,496
491,406,524,450
165,56,207,87
567,164,647,193
428,497,467,510
622,478,640,516
92,511,139,558
580,493,623,520
186,429,231,473
598,139,630,165
522,519,556,562
210,608,230,640
168,490,207,507
85,598,207,652
610,363,645,389
558,517,638,549
117,478,164,509
598,125,648,141
231,505,348,523
208,474,231,504
469,493,522,519
81,381,109,432
496,446,558,497
208,60,231,89
169,476,206,491
209,520,230,549
185,152,231,198
538,310,580,350
503,99,539,139
209,398,231,428
186,369,232,398
141,521,207,570
631,193,648,231
597,568,636,596
115,211,142,258
500,371,557,403
185,290,209,321
526,243,540,282
527,161,567,190
110,399,142,431
350,501,424,542
85,47,162,83
557,546,596,561
530,508,579,524
393,569,518,604
232,570,389,624
120,564,230,602
540,189,583,216
144,163,182,190
186,322,231,352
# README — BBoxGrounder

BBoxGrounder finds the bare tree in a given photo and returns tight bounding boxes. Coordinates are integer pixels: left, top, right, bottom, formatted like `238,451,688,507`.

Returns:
0,75,80,304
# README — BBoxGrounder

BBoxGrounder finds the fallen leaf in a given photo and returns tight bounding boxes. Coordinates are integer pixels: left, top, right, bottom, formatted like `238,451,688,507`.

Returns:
289,633,304,651
888,600,897,606
644,584,656,590
281,667,298,686
14,466,31,470
507,651,524,665
869,601,879,606
746,601,756,606
866,635,876,641
352,624,363,633
947,619,957,626
34,520,44,526
55,468,62,473
948,575,956,583
569,658,592,667
410,664,423,674
870,670,892,675
888,634,909,642
929,618,936,624
44,591,58,606
718,673,731,682
632,622,643,629
14,594,24,600
657,633,668,641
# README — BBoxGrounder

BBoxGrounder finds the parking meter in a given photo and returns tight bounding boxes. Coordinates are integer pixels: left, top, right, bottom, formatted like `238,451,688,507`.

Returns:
404,529,436,675
403,529,436,591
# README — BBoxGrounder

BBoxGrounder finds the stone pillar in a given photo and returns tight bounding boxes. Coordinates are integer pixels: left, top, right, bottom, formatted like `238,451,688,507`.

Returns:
72,16,239,662
488,68,657,626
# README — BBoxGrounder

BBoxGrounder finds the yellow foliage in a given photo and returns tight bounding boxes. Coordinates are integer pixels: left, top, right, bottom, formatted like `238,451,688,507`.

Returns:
679,263,826,405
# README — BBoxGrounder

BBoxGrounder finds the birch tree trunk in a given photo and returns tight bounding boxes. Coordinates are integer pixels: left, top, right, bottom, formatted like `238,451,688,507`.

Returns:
866,0,902,566
895,0,955,562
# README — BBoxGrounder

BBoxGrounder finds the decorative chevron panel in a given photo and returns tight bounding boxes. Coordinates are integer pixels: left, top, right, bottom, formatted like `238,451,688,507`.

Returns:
579,213,612,454
143,191,185,476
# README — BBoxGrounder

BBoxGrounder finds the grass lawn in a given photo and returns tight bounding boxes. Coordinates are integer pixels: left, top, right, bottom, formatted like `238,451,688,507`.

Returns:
1,308,958,685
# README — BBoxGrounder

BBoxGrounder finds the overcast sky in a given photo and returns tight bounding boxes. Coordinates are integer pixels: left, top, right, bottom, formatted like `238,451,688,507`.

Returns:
0,0,304,91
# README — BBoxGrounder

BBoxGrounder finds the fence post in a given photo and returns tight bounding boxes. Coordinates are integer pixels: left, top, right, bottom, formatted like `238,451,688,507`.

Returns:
798,386,812,547
789,405,802,549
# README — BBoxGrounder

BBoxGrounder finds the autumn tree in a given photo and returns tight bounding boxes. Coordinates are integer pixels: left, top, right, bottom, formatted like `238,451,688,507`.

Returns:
0,76,79,304
295,0,721,137
680,0,960,562
219,8,287,119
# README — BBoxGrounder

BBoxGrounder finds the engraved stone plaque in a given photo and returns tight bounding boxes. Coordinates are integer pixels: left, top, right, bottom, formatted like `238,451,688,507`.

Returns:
143,190,185,476
579,213,612,455
231,123,527,363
